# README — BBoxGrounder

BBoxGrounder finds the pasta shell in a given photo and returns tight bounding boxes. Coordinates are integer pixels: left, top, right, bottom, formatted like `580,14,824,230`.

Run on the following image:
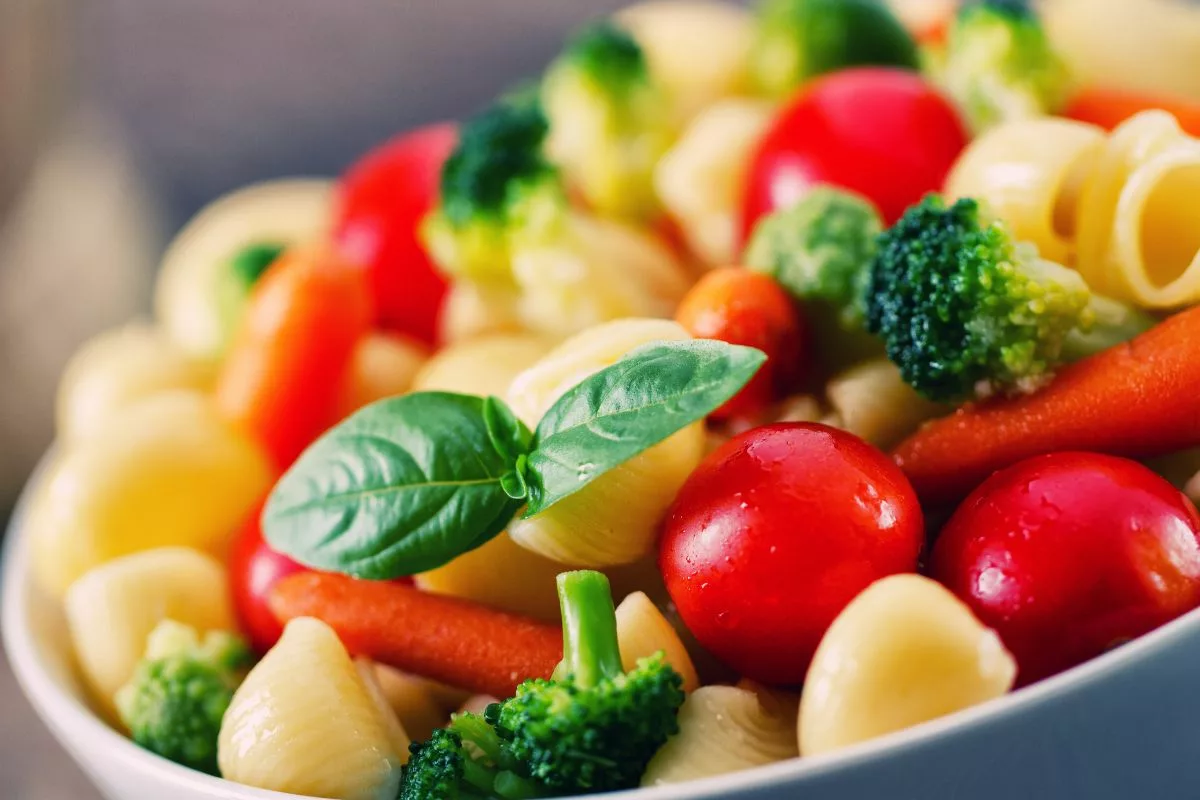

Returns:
368,662,450,744
825,360,946,450
641,684,799,786
438,279,526,344
56,323,214,444
615,591,699,692
412,333,556,398
335,331,428,418
64,547,234,720
29,390,272,598
799,574,1016,757
218,618,403,800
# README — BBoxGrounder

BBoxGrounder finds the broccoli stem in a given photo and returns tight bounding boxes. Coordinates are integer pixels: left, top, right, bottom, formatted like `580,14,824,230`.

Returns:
555,571,623,689
1062,295,1157,361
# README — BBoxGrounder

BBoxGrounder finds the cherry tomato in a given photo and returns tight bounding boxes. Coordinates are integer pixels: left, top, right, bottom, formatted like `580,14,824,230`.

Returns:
335,123,458,345
675,267,807,421
228,510,310,653
740,68,968,243
932,452,1200,685
659,423,924,685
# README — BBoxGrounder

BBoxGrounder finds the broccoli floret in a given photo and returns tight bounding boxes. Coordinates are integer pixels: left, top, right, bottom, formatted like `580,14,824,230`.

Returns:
114,620,250,775
938,0,1070,133
751,0,920,99
865,195,1154,402
399,714,544,800
541,20,673,219
489,571,684,794
422,96,566,283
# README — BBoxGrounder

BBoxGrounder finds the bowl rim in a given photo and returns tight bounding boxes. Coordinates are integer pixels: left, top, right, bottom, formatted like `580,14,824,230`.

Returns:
7,462,1200,800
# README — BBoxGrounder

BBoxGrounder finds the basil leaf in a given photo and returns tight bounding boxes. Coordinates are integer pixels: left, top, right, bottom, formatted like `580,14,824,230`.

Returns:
522,340,766,516
263,392,531,579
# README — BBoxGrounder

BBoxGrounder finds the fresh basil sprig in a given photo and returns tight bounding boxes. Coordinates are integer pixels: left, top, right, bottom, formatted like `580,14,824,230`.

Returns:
263,340,765,578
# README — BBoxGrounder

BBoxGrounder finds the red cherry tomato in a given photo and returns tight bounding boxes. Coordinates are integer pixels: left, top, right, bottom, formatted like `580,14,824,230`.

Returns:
229,511,309,654
334,123,458,345
675,267,808,421
932,452,1200,685
659,423,924,685
740,68,968,243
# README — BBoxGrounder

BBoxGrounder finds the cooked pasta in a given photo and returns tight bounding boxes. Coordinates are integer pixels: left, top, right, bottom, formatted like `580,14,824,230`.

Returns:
29,390,272,597
506,319,706,566
616,0,758,124
56,323,215,444
64,547,235,720
512,213,691,339
655,98,776,266
218,618,404,800
615,591,700,692
799,574,1017,757
335,332,428,417
438,279,526,344
945,117,1106,265
641,683,799,786
825,360,946,451
366,663,446,745
412,333,555,398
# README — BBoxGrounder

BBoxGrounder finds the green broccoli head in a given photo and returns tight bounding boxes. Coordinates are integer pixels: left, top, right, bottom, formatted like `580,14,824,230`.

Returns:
114,620,250,775
751,0,920,99
422,96,566,283
542,20,672,219
865,195,1152,402
400,714,545,800
490,571,684,794
940,0,1071,133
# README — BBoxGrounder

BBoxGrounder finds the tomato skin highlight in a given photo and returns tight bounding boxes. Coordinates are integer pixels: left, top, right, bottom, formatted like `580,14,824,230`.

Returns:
740,68,967,244
335,123,458,345
675,267,808,421
659,423,924,686
229,511,309,654
932,452,1200,685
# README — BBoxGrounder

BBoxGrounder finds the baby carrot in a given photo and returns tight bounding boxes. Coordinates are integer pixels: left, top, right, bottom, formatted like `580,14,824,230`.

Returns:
215,245,372,469
1063,87,1200,138
894,307,1200,506
269,572,563,698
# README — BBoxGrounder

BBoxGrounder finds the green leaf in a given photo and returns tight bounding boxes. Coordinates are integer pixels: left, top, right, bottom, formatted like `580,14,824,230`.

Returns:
522,340,766,517
263,392,531,579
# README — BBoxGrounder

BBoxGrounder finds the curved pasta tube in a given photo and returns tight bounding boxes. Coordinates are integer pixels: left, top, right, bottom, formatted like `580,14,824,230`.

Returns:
825,360,946,451
506,319,706,566
56,323,214,444
335,332,428,418
945,118,1106,265
29,390,272,598
64,547,234,720
616,1,758,124
512,213,691,339
1075,111,1200,307
615,591,699,692
799,574,1016,757
641,684,799,786
655,98,776,266
412,333,556,398
218,618,404,800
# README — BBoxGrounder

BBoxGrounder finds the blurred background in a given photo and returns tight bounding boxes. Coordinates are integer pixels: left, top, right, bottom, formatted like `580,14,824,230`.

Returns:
2,1,1200,798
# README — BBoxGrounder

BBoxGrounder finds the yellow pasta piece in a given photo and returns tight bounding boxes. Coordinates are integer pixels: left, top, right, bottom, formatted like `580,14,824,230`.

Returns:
368,663,450,744
29,390,272,598
56,322,215,443
512,214,691,339
654,98,776,266
825,360,946,451
616,1,758,124
615,591,699,692
416,531,565,623
945,117,1106,265
412,333,555,398
219,618,404,800
154,178,333,360
335,332,428,417
64,547,234,720
642,683,799,786
438,279,526,344
506,319,705,566
799,574,1016,757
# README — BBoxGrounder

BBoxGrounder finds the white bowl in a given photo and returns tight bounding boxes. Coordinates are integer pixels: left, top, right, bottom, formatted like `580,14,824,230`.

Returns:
6,466,1200,800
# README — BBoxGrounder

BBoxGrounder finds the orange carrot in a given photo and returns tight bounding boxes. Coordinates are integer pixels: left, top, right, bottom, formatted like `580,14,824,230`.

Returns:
894,307,1200,506
1063,87,1200,138
216,245,372,469
269,572,563,698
